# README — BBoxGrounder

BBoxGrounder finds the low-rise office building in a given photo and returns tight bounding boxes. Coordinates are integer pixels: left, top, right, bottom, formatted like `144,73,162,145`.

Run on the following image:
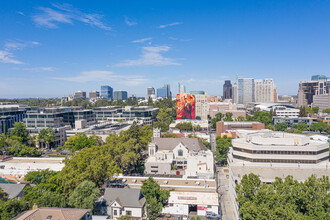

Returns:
0,105,27,134
162,191,219,217
228,131,330,219
312,94,330,112
272,116,317,127
216,121,265,136
94,106,158,125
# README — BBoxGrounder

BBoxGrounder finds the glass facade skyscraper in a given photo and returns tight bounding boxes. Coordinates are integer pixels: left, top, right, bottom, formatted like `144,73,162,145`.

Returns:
157,84,171,98
101,85,113,100
114,91,128,101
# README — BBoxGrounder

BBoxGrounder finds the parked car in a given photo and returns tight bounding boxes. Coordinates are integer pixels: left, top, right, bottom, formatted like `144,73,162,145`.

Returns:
177,216,182,220
206,211,221,219
183,215,188,220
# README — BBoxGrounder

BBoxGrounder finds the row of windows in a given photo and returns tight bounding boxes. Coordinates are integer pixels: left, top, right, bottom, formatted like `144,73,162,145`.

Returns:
233,147,329,155
233,154,329,164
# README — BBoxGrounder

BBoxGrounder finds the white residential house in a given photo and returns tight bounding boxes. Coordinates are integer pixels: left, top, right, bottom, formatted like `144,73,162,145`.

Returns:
103,188,146,219
145,129,215,178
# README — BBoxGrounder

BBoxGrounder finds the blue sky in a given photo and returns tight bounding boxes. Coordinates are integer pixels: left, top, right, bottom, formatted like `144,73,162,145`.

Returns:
1,0,330,98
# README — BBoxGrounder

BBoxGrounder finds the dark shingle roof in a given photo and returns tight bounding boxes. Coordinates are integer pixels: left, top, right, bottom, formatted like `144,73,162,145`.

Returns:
153,137,206,151
103,188,145,208
0,183,26,199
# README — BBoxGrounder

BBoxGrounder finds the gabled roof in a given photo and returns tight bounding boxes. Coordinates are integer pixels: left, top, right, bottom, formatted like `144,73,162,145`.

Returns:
104,188,146,208
13,207,90,220
153,137,206,151
0,183,26,199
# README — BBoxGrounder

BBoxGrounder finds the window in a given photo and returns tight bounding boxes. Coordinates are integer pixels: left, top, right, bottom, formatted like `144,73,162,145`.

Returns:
114,210,117,216
178,150,183,156
126,211,132,216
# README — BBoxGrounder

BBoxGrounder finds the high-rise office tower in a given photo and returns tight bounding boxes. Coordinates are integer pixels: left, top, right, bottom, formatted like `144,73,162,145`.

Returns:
114,91,128,101
178,83,186,94
223,80,232,99
297,80,327,107
236,77,255,105
157,84,171,98
146,87,155,98
254,78,276,103
101,85,113,100
74,91,86,99
89,91,100,99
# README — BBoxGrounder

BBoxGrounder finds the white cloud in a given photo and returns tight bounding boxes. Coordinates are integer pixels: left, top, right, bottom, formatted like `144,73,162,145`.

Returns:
4,40,40,51
52,70,147,85
159,22,182,29
0,50,24,64
33,3,111,30
131,37,152,43
168,37,191,42
124,16,137,26
18,11,25,16
23,66,55,72
115,46,181,67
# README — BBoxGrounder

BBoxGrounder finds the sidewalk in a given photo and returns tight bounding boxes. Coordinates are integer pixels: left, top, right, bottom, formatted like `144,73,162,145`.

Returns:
217,167,237,220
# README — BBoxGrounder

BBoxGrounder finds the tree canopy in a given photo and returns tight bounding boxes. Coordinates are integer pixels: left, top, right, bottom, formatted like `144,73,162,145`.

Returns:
141,177,169,220
236,173,330,220
215,135,232,165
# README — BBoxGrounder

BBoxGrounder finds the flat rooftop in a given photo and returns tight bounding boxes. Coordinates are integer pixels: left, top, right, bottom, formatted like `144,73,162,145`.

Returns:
168,191,218,206
0,157,65,175
112,175,216,192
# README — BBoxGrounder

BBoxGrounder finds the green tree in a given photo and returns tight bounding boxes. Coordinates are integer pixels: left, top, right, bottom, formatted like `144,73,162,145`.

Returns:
63,133,103,153
265,124,275,131
0,188,8,201
274,123,288,131
0,199,28,220
322,108,330,113
224,112,234,121
59,146,121,193
310,122,328,133
9,122,29,144
236,116,245,121
211,113,224,129
175,122,193,131
146,197,163,220
215,136,232,165
296,123,308,131
253,111,272,125
68,180,100,210
38,127,55,149
141,177,169,220
312,106,319,113
236,174,330,219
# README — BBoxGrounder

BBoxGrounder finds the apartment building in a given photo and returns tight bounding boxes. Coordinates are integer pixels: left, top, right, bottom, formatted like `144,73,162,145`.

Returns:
254,78,276,102
190,91,208,120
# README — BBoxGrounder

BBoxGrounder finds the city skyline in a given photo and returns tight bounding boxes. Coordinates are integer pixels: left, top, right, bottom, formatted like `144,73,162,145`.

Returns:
1,0,330,98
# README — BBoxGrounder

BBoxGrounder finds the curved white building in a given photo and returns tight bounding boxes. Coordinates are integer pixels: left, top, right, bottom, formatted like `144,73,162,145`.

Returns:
228,131,330,219
231,131,329,164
